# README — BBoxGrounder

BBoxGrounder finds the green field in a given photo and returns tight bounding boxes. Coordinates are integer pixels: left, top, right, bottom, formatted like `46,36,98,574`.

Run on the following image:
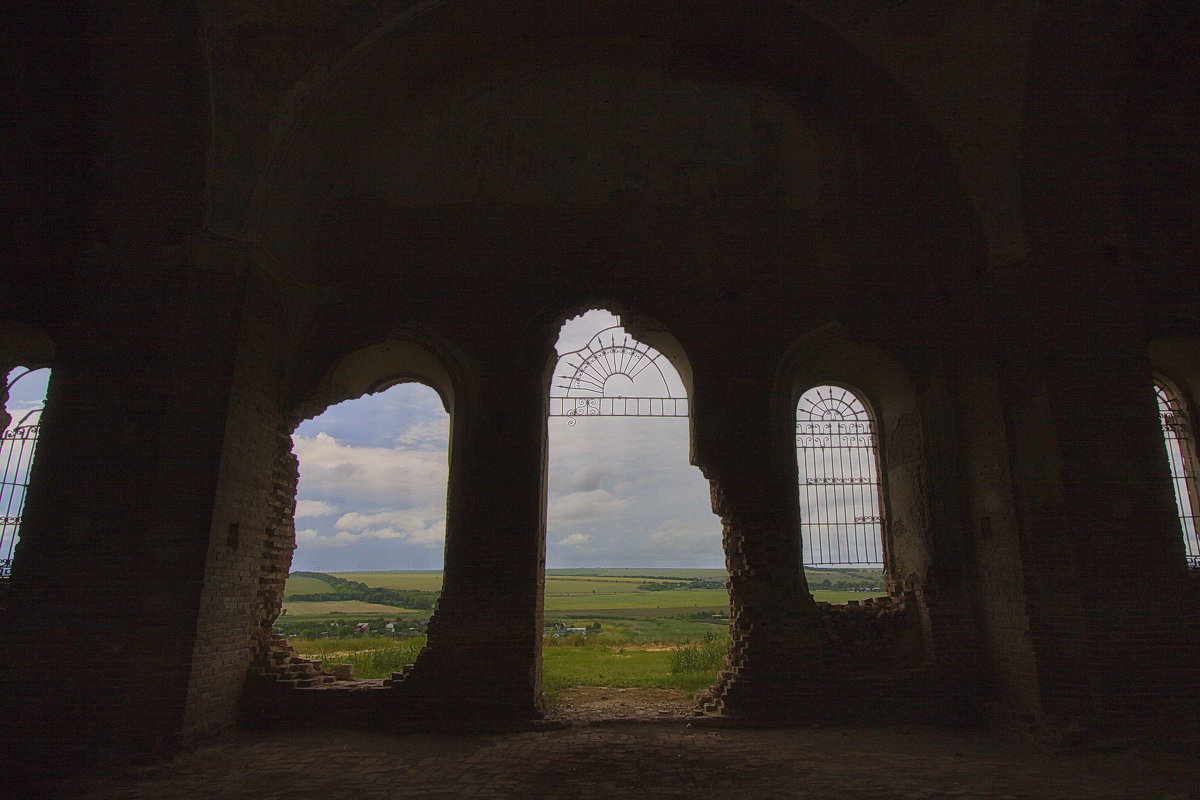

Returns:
540,646,718,694
547,606,726,618
281,570,881,619
331,572,445,592
289,634,724,693
544,588,729,611
318,572,690,597
278,569,882,699
545,576,691,594
544,616,725,643
283,600,422,616
810,590,884,603
286,568,883,600
292,636,427,679
546,568,727,579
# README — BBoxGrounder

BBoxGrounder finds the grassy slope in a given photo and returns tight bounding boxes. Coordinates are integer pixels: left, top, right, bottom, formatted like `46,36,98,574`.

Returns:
323,568,882,587
330,572,445,592
810,590,885,603
544,588,729,611
328,572,684,595
283,600,421,615
288,635,721,691
541,647,716,693
283,570,883,618
543,617,726,643
545,568,727,579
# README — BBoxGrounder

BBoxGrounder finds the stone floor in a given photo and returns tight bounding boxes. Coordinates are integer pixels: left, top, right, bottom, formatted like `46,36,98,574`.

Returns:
32,716,1200,800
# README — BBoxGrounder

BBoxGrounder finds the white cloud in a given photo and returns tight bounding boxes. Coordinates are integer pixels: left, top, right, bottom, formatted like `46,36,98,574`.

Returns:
295,500,337,518
289,321,730,572
333,508,446,547
295,528,349,548
292,431,448,508
555,309,621,354
559,464,612,493
541,321,722,568
290,384,451,570
392,418,452,448
548,489,633,522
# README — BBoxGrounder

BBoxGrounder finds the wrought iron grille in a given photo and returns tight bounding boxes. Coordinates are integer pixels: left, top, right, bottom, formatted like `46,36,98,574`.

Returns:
796,385,884,567
1155,382,1200,569
1,368,46,579
549,326,687,423
1,417,40,578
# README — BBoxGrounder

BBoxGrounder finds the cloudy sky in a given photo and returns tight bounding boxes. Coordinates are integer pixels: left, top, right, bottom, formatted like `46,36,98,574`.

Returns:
4,366,49,425
290,310,725,572
3,342,884,572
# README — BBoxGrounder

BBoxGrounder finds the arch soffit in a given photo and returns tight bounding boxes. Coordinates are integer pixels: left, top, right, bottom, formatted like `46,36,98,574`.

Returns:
289,330,466,428
539,300,695,396
778,324,918,440
250,0,986,287
613,309,695,402
1149,336,1200,414
0,324,56,371
545,303,698,461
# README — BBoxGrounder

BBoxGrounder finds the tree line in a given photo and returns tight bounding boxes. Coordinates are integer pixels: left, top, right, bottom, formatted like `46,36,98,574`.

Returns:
288,571,439,610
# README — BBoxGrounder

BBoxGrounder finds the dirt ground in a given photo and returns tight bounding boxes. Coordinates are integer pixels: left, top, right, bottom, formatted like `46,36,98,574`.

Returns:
32,690,1200,800
546,686,697,722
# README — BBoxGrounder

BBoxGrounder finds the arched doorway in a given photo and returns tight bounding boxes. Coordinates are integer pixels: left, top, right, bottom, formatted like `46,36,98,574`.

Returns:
543,310,727,715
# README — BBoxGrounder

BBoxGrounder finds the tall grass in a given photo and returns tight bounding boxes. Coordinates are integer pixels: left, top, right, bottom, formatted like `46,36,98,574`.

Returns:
670,632,728,674
290,636,411,657
541,633,730,697
292,635,426,679
289,627,730,689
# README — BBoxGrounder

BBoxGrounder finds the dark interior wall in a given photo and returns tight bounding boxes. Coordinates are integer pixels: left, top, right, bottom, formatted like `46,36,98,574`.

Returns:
0,1,230,764
951,327,1042,716
226,1,993,725
180,264,303,744
0,269,241,761
2,0,1198,767
1122,7,1200,328
1006,1,1200,726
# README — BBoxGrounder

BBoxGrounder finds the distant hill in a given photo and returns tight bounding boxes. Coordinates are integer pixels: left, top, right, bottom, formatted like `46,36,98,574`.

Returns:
545,568,726,579
284,571,439,609
287,567,885,595
546,566,883,589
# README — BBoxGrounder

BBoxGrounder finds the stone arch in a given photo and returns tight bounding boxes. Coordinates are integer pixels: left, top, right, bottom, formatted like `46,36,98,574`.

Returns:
258,332,469,691
540,304,721,644
232,0,995,724
1149,336,1200,418
289,334,462,427
545,304,700,462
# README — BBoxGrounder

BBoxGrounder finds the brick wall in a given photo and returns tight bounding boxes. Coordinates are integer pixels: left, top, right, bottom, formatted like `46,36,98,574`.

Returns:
179,265,310,743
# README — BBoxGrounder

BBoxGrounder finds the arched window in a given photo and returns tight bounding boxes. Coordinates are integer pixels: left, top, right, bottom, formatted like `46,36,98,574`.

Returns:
796,385,884,567
1,366,51,578
1154,379,1200,568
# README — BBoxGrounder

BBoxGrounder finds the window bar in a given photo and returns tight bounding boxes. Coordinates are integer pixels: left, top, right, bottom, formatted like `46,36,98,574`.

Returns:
797,386,884,568
1157,383,1200,568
